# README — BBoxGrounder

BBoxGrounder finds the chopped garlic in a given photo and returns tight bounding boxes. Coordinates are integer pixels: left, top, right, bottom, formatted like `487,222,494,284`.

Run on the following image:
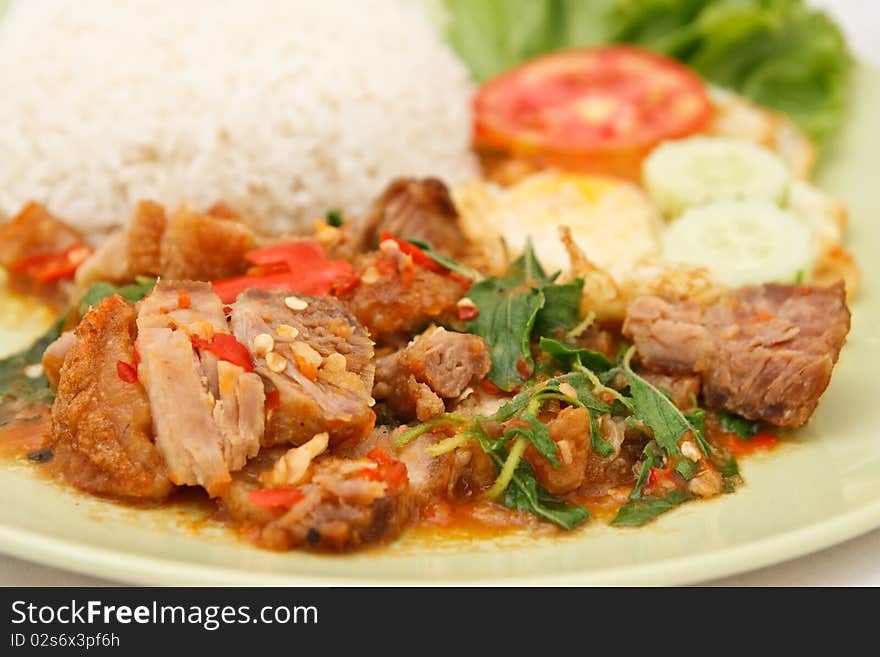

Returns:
680,440,702,462
360,266,380,285
259,432,329,487
558,382,578,400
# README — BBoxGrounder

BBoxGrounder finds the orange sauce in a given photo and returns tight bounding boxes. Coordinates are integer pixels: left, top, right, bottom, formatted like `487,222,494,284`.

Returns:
0,403,52,462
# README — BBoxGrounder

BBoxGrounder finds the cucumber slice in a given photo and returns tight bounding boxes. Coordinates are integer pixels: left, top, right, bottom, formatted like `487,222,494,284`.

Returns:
662,200,814,288
644,136,791,216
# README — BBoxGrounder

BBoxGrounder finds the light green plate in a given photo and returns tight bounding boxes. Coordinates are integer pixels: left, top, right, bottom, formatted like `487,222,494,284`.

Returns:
0,68,878,586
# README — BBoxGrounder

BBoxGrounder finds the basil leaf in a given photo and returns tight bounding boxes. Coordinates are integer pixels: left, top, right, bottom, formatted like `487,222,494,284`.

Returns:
674,459,699,481
624,353,701,457
589,412,615,458
325,209,344,227
611,489,690,527
497,453,590,530
406,238,482,281
0,315,66,403
717,409,761,440
466,284,544,391
628,441,660,501
685,408,711,455
504,411,559,467
532,278,584,338
539,336,612,373
78,277,157,316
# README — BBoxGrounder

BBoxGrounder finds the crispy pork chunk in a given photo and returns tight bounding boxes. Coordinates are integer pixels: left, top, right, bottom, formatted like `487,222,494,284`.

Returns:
159,205,256,280
77,202,256,285
41,331,77,392
523,406,591,496
223,449,411,551
340,248,468,346
338,426,494,504
50,295,172,501
136,281,264,496
623,283,851,427
356,177,467,258
126,199,167,276
230,289,375,447
0,202,86,304
373,327,490,421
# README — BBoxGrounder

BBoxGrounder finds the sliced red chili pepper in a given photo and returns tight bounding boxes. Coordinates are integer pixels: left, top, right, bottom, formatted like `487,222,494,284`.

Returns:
723,431,779,458
116,361,138,383
457,304,479,321
191,333,254,372
379,232,445,272
249,487,305,509
360,447,409,492
265,389,281,411
213,240,355,303
10,243,93,283
516,357,533,379
647,466,675,489
481,379,502,395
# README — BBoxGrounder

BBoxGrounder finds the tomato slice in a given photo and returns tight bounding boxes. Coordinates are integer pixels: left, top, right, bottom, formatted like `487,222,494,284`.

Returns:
474,46,712,179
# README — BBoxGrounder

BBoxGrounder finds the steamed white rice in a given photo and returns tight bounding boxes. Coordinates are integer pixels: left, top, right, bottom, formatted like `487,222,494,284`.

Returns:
0,0,477,234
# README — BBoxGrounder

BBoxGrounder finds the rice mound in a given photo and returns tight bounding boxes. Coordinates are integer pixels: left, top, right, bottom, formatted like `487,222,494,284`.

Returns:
0,0,477,234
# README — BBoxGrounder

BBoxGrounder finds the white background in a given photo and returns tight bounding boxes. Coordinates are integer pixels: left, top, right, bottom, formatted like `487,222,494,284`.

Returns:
1,0,878,586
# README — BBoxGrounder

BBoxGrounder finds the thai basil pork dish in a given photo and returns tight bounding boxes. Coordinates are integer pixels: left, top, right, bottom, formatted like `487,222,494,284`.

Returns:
0,0,857,552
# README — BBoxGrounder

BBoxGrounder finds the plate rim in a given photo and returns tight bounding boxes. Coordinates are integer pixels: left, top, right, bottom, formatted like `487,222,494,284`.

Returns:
1,495,879,586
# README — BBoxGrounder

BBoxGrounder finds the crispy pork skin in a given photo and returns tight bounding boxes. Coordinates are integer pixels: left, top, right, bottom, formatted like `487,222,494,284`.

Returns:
50,295,172,501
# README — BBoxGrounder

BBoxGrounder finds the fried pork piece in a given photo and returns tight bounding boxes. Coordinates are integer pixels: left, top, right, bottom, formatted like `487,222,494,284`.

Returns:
0,202,86,304
136,281,264,496
160,205,256,280
50,295,172,501
373,326,490,422
77,201,256,286
523,407,591,496
223,451,411,551
340,248,467,346
337,426,494,503
42,331,77,392
623,283,851,427
355,177,467,258
230,289,375,447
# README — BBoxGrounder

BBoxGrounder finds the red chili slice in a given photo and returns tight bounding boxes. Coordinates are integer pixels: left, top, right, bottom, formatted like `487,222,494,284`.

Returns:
359,447,409,492
10,243,94,283
378,232,445,272
190,333,254,372
213,240,355,303
116,361,138,383
249,487,305,509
